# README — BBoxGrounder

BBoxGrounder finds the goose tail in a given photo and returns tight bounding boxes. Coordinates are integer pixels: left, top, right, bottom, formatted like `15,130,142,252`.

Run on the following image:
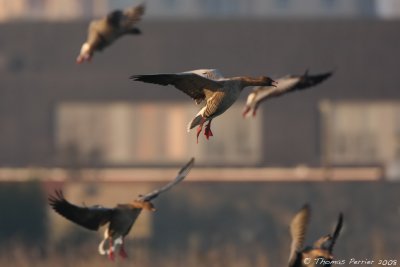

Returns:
187,115,205,132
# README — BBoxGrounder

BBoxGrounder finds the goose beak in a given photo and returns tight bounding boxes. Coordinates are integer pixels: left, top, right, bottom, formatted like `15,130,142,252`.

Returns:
271,80,278,87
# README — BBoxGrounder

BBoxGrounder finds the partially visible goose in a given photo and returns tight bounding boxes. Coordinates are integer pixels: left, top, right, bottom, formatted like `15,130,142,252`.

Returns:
288,204,343,267
243,70,332,117
76,3,145,63
131,69,277,142
48,158,194,261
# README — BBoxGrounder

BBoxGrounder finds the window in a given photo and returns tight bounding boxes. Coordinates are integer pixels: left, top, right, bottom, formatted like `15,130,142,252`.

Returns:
55,102,262,166
320,100,400,165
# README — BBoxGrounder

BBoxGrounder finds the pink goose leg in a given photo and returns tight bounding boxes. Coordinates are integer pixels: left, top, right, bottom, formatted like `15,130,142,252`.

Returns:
195,117,206,143
242,107,257,118
204,120,213,140
108,238,115,261
196,124,203,144
242,107,250,117
119,238,128,259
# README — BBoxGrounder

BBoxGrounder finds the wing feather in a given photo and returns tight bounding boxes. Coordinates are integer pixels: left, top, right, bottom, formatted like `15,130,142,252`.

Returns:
296,71,333,90
138,158,195,201
289,204,311,265
328,212,343,253
187,69,224,80
121,3,145,28
131,72,223,101
106,3,145,29
48,190,113,231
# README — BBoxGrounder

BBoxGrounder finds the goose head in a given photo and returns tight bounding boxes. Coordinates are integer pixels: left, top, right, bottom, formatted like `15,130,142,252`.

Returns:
241,76,277,87
142,201,156,211
258,76,278,87
131,200,156,211
76,43,93,64
313,234,332,250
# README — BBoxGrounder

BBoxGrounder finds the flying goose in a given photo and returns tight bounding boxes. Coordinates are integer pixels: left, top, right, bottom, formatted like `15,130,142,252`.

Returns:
131,69,277,143
48,158,194,260
243,70,332,117
288,204,343,267
76,3,145,64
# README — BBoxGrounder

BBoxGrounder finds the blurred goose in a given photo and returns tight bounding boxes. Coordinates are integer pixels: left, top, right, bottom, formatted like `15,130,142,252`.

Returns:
76,3,145,63
131,69,276,142
243,70,332,117
49,158,194,261
289,204,343,267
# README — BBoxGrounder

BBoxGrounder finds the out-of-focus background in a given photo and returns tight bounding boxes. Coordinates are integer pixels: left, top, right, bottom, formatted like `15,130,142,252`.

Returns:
0,0,399,266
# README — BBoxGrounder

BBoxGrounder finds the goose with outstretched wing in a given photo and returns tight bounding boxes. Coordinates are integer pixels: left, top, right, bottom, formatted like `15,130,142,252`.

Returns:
288,204,343,267
131,69,276,143
76,3,145,63
49,158,194,261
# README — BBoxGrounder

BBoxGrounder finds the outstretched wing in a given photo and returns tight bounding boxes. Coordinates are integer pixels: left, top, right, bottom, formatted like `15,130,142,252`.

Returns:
106,3,145,29
48,190,113,231
289,204,311,265
188,69,225,80
328,212,343,253
138,158,195,202
312,212,343,253
295,70,333,90
131,72,223,102
120,3,145,29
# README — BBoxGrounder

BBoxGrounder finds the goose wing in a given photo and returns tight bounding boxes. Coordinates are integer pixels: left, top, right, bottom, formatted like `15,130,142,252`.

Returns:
188,69,225,80
106,3,145,30
295,70,333,90
312,212,343,252
48,190,113,231
131,71,224,102
289,204,311,265
138,158,195,202
328,212,343,253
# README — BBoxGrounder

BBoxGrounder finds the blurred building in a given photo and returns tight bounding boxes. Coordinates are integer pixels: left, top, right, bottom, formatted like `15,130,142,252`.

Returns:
0,0,109,22
376,0,400,18
145,0,377,18
0,19,399,174
0,0,388,21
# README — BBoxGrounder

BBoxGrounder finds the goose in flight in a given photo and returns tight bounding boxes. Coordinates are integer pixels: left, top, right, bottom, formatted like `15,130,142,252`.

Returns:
243,70,333,117
288,204,343,267
48,158,194,261
131,69,277,143
76,3,145,64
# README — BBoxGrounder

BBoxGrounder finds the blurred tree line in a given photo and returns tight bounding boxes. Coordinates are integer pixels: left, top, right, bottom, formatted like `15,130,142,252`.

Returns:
0,180,48,249
0,180,398,265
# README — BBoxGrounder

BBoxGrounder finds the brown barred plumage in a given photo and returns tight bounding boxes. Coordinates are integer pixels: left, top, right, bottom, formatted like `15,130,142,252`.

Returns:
131,69,276,142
